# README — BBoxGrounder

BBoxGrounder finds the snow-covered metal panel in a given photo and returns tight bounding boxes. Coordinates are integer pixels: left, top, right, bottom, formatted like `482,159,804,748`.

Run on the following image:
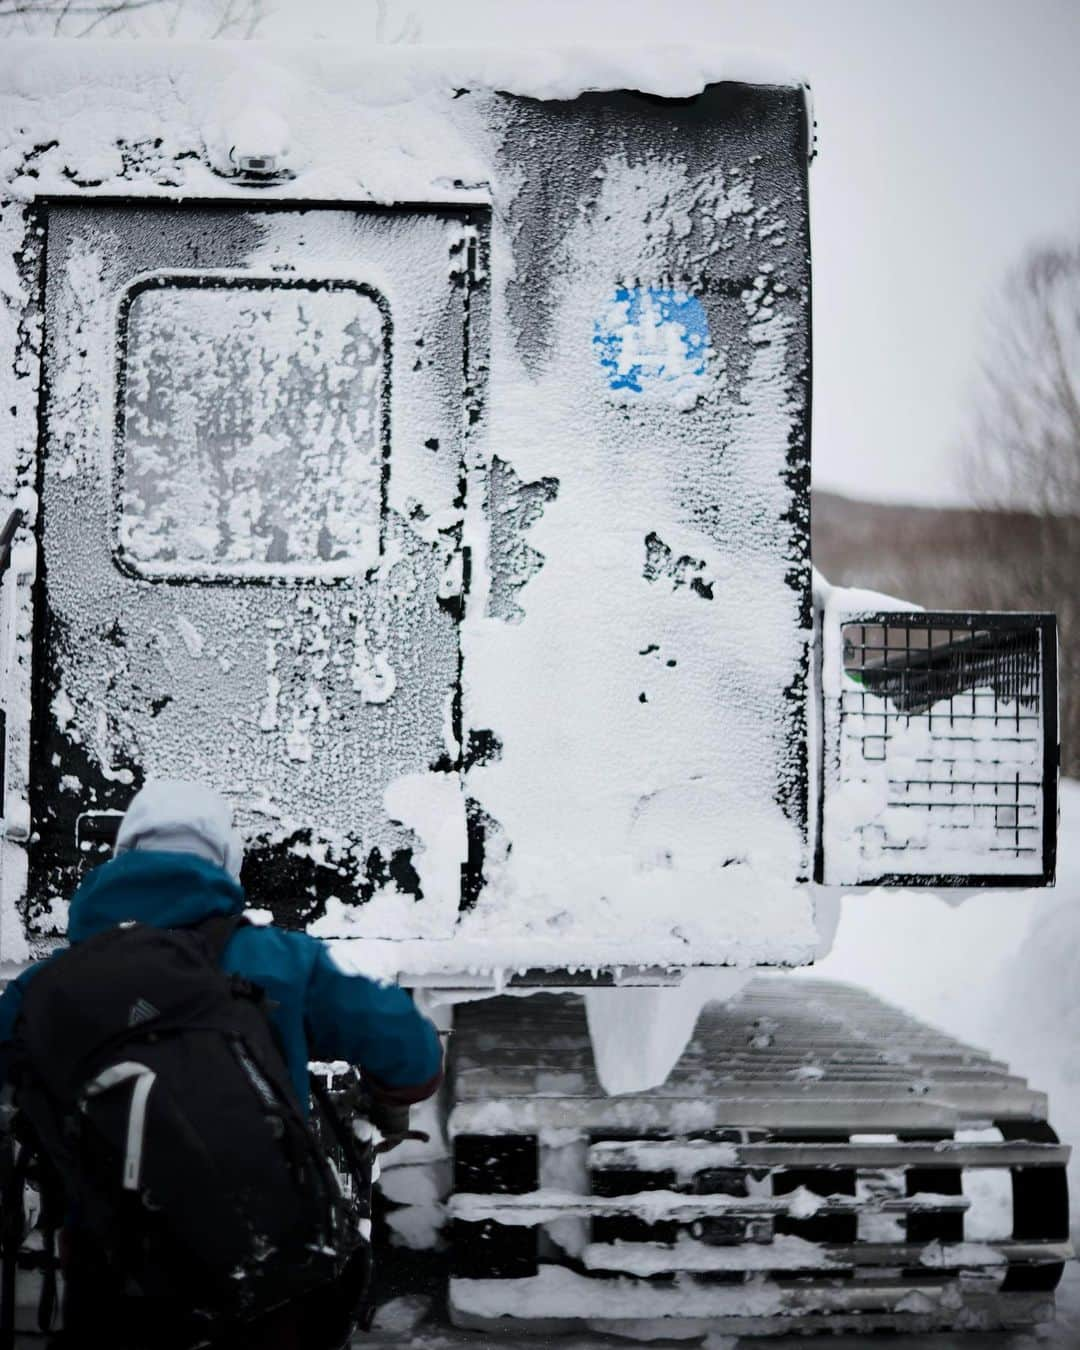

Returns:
0,45,816,975
821,606,1058,886
32,202,474,935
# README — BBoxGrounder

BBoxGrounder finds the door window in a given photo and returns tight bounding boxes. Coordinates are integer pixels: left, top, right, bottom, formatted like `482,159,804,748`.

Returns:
116,276,388,579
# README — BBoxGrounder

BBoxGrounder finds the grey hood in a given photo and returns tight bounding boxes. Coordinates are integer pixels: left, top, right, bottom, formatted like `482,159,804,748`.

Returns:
113,779,244,880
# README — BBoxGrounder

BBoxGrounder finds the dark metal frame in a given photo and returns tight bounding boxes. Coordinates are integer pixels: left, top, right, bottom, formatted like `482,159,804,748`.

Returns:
822,610,1058,888
0,508,25,815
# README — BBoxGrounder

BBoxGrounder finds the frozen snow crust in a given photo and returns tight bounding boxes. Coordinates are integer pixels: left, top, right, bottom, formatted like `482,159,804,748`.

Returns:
0,41,816,978
0,41,806,213
0,40,804,112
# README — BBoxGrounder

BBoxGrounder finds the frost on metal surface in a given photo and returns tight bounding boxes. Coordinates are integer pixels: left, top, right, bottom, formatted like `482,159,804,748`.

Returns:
820,588,1056,886
0,45,815,973
486,456,559,624
30,203,468,935
0,197,43,968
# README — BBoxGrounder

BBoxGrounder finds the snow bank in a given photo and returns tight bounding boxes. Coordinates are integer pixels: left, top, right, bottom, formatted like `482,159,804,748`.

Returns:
979,779,1080,1229
0,41,805,210
807,777,1080,1228
3,38,804,108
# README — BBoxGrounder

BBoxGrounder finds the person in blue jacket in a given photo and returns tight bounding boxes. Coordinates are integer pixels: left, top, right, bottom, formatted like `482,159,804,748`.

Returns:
0,778,444,1349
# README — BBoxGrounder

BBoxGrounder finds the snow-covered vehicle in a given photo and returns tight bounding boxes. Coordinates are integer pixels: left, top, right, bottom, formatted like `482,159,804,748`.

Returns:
0,41,1067,1337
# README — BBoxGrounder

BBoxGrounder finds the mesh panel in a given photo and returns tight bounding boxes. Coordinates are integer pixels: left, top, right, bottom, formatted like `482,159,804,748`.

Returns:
825,613,1055,884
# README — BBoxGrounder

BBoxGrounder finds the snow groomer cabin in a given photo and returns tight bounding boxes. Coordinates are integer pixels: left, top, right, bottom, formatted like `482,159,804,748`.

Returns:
0,42,1066,1337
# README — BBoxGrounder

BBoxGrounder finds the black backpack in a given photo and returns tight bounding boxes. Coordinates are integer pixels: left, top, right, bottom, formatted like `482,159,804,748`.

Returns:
2,915,370,1338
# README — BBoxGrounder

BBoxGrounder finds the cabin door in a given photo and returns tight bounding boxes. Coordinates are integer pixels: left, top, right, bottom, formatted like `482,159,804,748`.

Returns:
32,202,481,935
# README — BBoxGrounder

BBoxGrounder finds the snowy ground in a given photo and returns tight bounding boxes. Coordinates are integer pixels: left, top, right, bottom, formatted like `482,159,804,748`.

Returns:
368,779,1080,1349
728,776,1080,1348
340,782,1080,1348
771,777,1080,1348
805,778,1080,1225
16,790,1080,1348
359,1271,1080,1350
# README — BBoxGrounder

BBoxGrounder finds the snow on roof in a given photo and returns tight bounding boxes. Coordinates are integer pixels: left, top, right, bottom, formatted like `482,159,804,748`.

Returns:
0,40,806,207
2,39,805,105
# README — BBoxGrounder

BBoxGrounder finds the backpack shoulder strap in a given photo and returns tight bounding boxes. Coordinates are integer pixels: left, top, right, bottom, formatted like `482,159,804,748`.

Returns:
193,913,250,966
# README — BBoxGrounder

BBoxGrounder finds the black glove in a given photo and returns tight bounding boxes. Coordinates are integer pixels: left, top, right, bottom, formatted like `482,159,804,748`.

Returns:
367,1099,430,1155
368,1099,410,1140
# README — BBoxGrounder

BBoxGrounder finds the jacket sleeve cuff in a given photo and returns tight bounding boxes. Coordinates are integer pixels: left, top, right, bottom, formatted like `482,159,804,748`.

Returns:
364,1062,444,1106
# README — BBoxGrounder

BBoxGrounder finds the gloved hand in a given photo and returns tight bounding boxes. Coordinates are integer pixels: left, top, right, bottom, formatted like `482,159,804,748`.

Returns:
368,1098,430,1155
368,1099,410,1140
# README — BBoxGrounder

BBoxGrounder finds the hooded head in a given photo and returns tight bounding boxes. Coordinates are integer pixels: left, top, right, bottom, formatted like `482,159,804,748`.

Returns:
114,779,244,881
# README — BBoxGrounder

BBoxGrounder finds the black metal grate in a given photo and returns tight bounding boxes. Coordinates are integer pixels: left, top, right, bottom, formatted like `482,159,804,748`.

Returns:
834,613,1056,884
844,624,1041,717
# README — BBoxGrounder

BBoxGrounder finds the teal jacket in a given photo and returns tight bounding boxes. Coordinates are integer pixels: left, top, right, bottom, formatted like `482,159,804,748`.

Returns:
0,851,443,1111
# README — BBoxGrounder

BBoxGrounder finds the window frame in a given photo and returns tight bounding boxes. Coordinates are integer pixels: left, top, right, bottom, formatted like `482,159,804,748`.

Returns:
112,271,392,586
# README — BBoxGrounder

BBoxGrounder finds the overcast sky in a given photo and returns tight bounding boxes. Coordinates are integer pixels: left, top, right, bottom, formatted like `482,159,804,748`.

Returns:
262,0,1080,506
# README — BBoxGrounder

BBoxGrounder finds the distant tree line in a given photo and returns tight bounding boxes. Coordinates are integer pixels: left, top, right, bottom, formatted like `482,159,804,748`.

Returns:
0,0,265,37
0,0,421,37
815,240,1080,779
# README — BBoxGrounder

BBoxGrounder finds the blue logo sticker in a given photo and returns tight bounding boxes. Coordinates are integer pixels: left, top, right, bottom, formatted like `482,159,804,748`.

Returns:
593,286,711,406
